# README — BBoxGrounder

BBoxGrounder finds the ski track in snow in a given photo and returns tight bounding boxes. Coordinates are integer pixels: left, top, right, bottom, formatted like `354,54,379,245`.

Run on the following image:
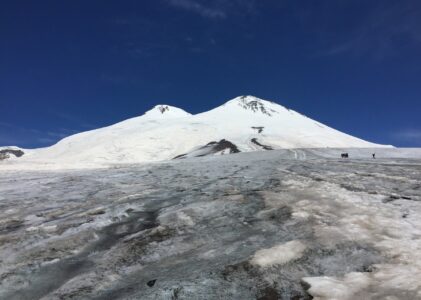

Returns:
0,150,421,299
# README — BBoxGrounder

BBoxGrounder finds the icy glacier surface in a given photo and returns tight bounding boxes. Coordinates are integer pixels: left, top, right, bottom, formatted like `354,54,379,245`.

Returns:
1,149,421,299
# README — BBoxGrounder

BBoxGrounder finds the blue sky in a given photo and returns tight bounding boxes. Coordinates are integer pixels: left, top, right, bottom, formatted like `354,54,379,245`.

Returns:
1,0,421,148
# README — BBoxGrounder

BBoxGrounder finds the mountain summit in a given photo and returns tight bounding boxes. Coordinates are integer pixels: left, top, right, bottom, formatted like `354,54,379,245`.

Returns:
222,95,282,116
1,96,392,166
142,105,191,119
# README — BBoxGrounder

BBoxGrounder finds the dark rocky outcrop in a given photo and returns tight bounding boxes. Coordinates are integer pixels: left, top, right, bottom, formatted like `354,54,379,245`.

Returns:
251,138,273,150
238,96,278,116
0,149,24,160
173,139,240,159
251,126,264,134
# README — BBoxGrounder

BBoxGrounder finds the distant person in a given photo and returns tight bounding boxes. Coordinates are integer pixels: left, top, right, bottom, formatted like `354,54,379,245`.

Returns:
372,153,376,159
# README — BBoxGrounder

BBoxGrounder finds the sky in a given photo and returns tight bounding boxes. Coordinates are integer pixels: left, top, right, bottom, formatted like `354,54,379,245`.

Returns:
1,0,421,148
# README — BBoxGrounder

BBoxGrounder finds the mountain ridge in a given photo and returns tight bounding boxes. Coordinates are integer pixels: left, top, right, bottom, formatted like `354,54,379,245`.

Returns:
0,95,393,166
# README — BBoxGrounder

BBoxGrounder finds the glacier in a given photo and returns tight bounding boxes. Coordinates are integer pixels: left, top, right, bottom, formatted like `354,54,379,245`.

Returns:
1,149,421,299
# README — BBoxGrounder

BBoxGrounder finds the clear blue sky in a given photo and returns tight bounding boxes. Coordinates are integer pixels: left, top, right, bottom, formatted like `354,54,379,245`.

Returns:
1,0,420,148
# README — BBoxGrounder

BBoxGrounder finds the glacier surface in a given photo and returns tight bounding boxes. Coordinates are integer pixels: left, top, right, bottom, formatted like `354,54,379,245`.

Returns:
1,149,421,299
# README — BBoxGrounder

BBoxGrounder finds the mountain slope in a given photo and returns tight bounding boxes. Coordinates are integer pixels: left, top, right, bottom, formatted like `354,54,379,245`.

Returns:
4,96,392,166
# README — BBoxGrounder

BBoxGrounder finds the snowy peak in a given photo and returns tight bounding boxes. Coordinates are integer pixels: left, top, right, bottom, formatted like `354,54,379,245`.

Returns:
157,105,170,114
236,96,279,116
143,104,192,119
222,95,284,117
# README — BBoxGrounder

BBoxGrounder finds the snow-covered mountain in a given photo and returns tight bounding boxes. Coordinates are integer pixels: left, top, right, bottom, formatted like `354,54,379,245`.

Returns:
2,96,392,166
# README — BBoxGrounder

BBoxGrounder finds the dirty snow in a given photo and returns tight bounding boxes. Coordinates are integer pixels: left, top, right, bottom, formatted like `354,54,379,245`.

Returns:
1,149,421,299
250,240,306,267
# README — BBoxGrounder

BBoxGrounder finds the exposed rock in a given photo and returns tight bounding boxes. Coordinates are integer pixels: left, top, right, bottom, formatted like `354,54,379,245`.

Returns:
173,139,240,159
251,138,273,150
0,149,24,160
147,279,157,287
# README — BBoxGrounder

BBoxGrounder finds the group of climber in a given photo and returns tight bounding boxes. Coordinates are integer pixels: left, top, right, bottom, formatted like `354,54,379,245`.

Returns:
341,153,376,159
